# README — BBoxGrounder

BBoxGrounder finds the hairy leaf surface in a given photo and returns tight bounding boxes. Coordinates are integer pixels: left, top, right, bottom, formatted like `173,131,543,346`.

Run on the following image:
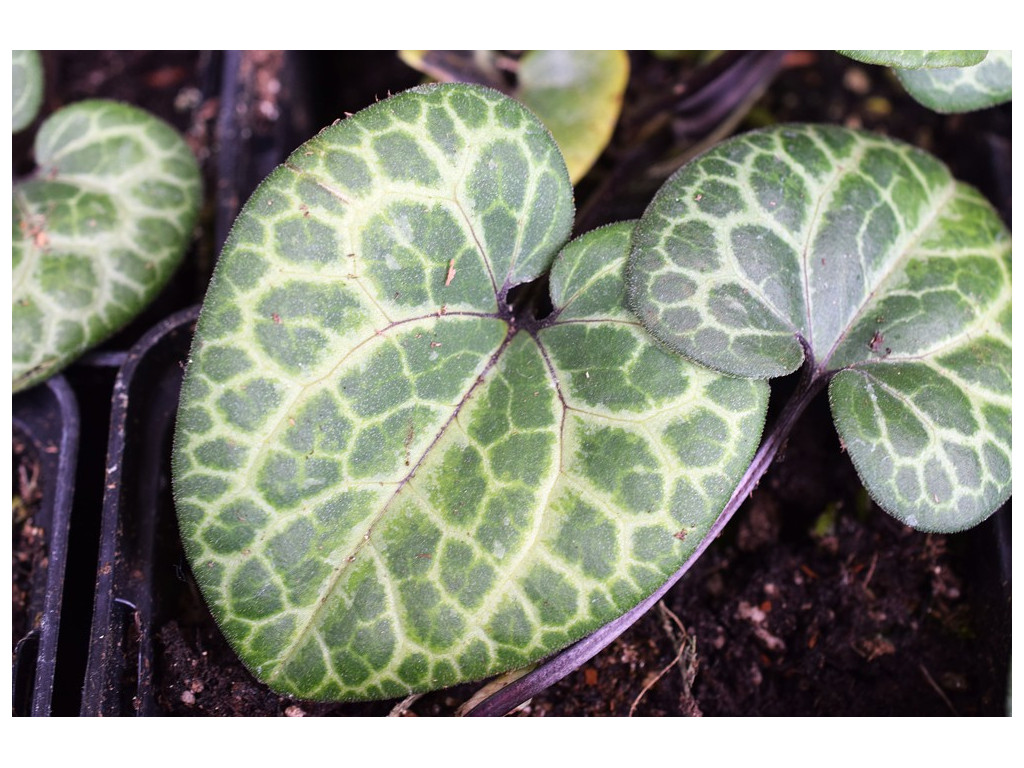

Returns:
628,124,1011,531
173,85,767,701
839,50,987,69
13,100,201,391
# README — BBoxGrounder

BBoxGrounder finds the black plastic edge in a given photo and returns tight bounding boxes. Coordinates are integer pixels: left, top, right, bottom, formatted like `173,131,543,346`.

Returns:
12,375,80,716
80,305,200,716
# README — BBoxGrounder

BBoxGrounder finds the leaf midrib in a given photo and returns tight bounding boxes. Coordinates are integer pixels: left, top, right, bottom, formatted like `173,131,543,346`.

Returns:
266,320,516,683
261,116,566,679
816,171,958,373
238,309,505,519
799,154,854,354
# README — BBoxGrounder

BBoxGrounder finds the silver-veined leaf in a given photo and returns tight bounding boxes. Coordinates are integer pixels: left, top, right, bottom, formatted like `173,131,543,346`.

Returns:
172,84,767,701
628,124,1011,531
13,100,201,391
895,50,1012,113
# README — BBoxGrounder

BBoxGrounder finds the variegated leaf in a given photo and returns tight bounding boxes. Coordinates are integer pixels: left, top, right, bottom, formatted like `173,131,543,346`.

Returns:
13,100,201,391
172,84,767,701
895,50,1012,113
628,124,1011,531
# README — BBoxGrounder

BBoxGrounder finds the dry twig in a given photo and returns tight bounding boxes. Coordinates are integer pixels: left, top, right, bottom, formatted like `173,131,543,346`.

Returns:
629,602,700,716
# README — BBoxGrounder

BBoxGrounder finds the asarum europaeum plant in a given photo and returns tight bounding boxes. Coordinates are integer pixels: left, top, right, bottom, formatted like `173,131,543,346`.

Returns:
13,96,201,392
172,83,1011,706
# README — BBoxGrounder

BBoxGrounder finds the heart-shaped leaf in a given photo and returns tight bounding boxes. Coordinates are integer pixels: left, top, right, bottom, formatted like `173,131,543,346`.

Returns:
628,124,1011,531
13,100,201,391
13,50,43,133
895,50,1012,113
839,50,987,69
172,84,767,701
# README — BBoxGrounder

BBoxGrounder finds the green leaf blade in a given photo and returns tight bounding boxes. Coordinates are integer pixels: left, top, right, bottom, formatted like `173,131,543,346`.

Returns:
539,223,769,607
174,84,569,699
830,352,1011,532
13,100,200,391
839,50,988,69
629,124,1011,531
895,50,1012,113
175,95,768,703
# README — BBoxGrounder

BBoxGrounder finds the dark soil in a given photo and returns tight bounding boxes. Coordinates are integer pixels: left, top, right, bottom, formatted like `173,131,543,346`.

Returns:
12,433,45,653
18,50,1011,716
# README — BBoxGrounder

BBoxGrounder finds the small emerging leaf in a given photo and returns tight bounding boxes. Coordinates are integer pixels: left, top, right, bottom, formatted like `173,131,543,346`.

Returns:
628,124,1011,531
895,50,1012,113
173,84,767,701
839,50,987,69
13,100,201,391
13,50,44,133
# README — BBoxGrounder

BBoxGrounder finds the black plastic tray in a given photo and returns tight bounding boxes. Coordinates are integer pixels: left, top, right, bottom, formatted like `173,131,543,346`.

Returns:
80,306,199,716
12,375,80,716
